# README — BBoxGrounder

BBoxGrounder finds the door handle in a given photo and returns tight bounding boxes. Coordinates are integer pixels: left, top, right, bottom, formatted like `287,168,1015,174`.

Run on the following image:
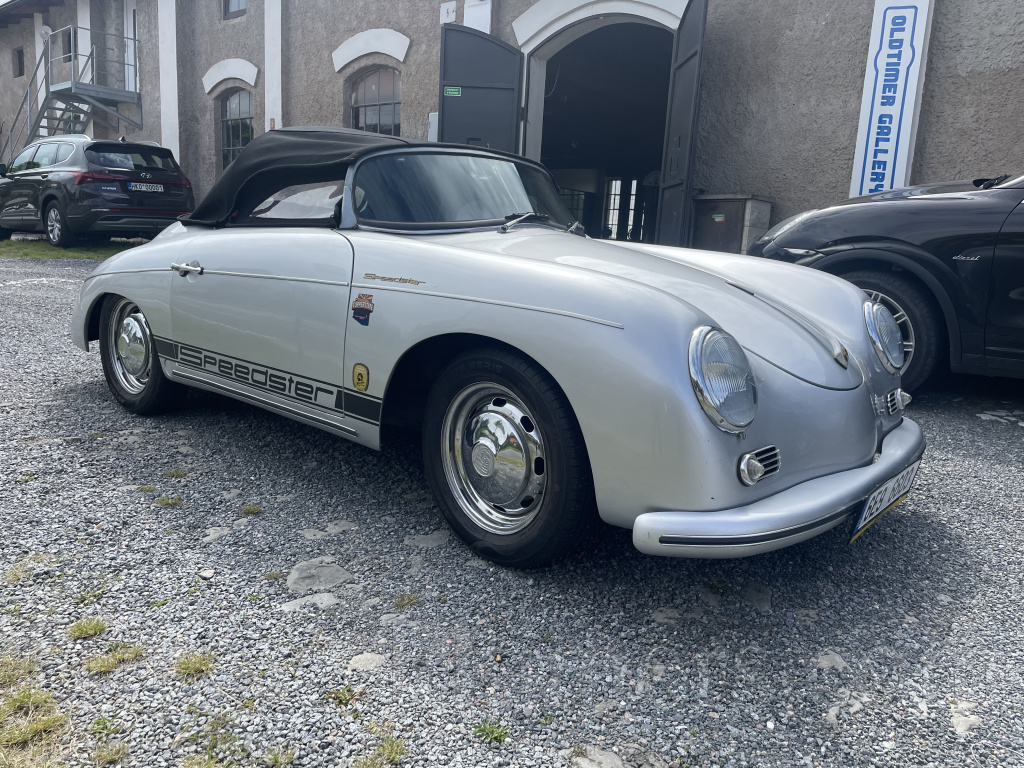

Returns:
39,174,48,179
170,262,204,276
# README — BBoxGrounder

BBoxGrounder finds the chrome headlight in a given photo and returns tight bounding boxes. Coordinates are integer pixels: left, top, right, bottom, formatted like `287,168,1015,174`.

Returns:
689,327,758,433
864,301,905,374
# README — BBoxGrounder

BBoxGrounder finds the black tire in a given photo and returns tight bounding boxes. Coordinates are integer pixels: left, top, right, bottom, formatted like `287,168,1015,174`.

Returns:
842,269,944,391
44,200,76,248
98,295,187,414
0,225,11,241
422,347,595,568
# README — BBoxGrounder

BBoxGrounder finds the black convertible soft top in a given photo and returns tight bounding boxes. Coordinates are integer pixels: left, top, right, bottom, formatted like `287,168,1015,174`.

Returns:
183,126,411,227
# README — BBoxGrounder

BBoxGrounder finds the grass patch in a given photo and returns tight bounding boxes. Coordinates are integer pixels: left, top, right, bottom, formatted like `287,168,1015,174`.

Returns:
175,652,215,679
68,617,107,640
326,686,364,708
240,504,262,516
93,741,129,764
0,658,35,688
151,598,170,609
0,685,68,749
84,643,143,674
392,593,419,611
264,571,287,582
473,719,509,744
4,564,31,586
353,723,406,767
183,756,225,768
164,469,188,479
74,588,104,606
0,238,134,261
155,494,182,508
137,485,157,493
13,473,35,484
264,747,295,766
87,717,122,740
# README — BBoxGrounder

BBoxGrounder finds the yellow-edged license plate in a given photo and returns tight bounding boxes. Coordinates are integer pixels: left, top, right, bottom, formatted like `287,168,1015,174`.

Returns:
850,460,921,542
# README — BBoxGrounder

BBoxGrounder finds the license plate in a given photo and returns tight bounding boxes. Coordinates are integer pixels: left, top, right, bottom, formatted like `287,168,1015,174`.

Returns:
850,460,921,542
128,182,164,192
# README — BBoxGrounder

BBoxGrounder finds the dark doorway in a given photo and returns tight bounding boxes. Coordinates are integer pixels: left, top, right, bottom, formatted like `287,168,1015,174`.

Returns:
540,23,672,241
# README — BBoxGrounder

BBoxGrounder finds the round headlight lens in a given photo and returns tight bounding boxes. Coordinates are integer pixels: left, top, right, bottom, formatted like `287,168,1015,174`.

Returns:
689,327,758,433
864,302,905,373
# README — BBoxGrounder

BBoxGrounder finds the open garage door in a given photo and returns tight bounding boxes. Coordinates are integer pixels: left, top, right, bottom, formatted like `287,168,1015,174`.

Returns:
437,24,523,153
655,0,709,247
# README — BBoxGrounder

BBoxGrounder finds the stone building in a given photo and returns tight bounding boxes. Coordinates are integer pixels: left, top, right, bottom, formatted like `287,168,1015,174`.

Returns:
1,0,1020,242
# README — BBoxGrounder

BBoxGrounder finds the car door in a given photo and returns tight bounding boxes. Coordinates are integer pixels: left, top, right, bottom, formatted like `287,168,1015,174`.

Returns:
21,142,59,223
985,195,1024,371
0,145,40,227
167,225,357,438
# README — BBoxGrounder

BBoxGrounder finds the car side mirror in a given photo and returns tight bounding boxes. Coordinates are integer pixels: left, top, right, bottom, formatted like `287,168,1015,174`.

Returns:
0,164,7,177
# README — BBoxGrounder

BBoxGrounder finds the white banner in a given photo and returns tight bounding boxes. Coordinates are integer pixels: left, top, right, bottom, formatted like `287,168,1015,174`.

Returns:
850,0,934,198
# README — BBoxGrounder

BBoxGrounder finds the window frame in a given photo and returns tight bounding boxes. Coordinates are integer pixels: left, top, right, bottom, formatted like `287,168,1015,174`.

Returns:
9,145,38,174
13,47,25,78
350,67,402,137
219,88,254,170
223,0,246,20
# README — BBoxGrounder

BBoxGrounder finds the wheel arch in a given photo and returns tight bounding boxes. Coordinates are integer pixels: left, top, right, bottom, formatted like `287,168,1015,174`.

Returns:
84,291,115,344
811,249,961,365
381,332,553,433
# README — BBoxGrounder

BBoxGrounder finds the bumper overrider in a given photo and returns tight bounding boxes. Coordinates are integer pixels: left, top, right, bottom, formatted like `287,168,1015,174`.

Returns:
632,418,925,558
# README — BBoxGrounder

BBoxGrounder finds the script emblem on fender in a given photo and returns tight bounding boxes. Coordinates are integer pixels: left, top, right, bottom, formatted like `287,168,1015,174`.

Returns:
351,294,374,326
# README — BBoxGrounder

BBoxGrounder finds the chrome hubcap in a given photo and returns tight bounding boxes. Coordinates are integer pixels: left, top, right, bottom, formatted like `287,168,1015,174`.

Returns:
47,208,61,241
441,383,546,535
864,289,915,375
107,299,152,395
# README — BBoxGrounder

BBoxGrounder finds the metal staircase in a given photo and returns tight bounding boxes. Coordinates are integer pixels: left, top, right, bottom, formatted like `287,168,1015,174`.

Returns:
1,25,143,163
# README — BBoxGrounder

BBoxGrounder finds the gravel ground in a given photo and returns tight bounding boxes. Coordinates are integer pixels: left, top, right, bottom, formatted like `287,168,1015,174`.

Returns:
1,256,1022,768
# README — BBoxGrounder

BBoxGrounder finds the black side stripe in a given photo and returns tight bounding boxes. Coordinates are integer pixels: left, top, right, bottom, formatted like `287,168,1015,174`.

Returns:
154,338,178,360
344,391,382,423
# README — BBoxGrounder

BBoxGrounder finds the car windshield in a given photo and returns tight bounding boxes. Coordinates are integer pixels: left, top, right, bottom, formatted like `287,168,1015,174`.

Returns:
994,172,1024,188
353,152,575,229
86,144,179,172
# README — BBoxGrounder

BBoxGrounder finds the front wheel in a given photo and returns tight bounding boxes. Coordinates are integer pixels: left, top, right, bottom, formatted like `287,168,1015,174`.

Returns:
422,348,595,568
842,270,943,391
99,296,187,414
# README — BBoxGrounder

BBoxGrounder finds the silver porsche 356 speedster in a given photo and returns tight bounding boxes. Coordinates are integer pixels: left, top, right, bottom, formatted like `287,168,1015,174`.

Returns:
71,127,925,567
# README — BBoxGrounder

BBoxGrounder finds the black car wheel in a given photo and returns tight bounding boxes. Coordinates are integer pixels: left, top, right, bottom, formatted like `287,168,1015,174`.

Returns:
44,201,75,248
0,224,11,241
99,296,187,414
422,347,595,568
843,270,943,391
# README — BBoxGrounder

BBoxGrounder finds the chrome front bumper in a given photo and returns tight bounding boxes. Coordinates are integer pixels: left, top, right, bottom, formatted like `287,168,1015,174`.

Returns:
632,418,926,558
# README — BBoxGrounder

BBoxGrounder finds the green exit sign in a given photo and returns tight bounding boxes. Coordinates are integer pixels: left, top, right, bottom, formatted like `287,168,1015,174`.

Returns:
444,86,462,96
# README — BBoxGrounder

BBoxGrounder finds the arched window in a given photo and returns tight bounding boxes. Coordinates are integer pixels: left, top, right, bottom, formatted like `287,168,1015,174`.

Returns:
221,88,253,168
351,68,401,137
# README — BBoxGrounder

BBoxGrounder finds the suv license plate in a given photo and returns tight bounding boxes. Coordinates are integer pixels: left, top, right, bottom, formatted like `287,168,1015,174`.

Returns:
128,182,164,192
851,460,921,542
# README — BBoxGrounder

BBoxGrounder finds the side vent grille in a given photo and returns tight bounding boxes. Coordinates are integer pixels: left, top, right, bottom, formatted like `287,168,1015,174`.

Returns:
886,389,900,415
752,445,781,477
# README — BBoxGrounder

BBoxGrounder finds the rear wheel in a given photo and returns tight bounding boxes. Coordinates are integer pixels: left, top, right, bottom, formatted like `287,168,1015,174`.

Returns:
842,270,943,391
0,224,11,241
99,296,187,414
44,201,75,248
422,348,595,568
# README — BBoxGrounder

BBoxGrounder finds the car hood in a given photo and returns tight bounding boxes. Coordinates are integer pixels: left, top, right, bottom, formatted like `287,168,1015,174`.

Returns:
427,229,867,389
837,179,982,204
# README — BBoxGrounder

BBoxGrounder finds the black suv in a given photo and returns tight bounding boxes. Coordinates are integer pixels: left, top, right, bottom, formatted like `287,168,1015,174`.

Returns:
748,174,1024,390
0,135,194,247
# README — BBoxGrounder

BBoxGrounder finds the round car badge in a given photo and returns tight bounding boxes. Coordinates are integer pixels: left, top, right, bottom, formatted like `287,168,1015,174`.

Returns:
352,363,369,392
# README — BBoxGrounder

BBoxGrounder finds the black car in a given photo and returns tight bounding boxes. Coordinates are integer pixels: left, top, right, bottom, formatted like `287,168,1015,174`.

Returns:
748,174,1024,390
0,135,194,247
